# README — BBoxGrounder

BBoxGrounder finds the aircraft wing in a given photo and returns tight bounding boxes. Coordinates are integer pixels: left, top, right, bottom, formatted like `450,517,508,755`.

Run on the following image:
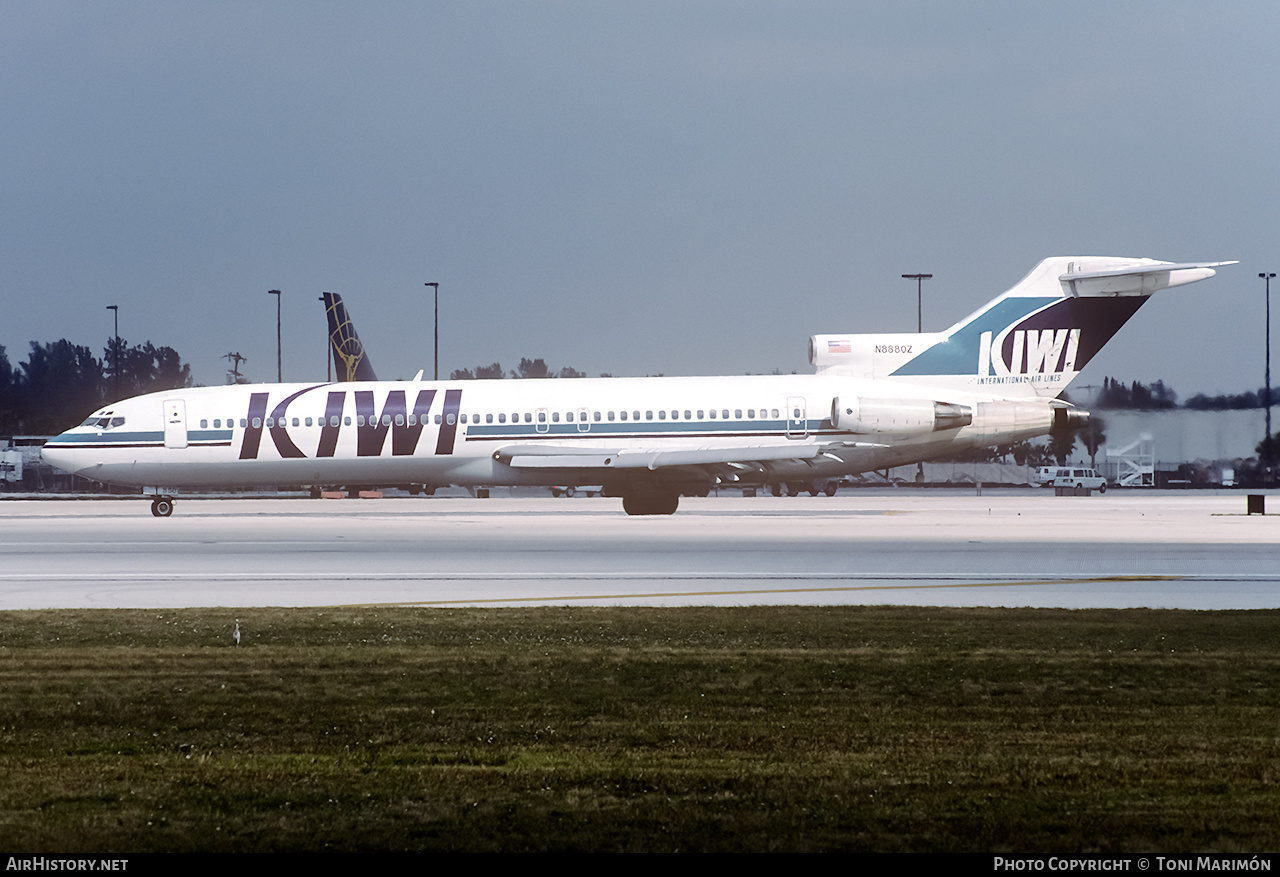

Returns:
492,441,886,471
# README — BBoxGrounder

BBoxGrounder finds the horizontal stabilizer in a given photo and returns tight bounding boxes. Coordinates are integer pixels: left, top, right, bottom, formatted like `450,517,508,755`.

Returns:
1058,261,1237,297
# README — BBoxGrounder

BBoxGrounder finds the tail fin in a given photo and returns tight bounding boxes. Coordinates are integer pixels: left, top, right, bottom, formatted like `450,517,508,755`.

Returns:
322,292,378,382
812,257,1233,396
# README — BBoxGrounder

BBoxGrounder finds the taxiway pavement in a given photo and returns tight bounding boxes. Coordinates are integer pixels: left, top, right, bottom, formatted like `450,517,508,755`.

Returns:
0,491,1276,610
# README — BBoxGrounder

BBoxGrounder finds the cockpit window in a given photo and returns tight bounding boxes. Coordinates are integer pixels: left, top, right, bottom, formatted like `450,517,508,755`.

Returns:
83,414,125,429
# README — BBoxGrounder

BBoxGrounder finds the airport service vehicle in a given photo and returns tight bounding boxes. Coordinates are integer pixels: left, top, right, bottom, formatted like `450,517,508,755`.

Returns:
42,256,1231,516
1047,467,1108,492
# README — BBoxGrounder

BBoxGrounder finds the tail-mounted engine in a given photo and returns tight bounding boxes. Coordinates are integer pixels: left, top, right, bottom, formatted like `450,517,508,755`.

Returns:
1052,406,1090,432
830,396,972,434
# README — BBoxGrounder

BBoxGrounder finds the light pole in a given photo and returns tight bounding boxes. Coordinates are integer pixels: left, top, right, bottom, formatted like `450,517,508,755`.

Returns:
901,274,932,483
902,274,932,332
106,305,119,401
268,289,281,382
1262,273,1275,483
425,282,440,380
319,295,330,382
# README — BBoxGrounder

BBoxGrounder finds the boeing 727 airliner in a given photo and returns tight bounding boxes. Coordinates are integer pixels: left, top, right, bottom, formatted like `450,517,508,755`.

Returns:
43,256,1232,516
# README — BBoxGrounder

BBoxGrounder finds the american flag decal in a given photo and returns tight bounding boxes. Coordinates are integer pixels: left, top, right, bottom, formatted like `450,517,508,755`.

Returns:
827,339,851,354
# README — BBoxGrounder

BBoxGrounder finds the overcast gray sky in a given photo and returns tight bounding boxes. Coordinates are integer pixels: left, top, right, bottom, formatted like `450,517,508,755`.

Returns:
3,1,1277,400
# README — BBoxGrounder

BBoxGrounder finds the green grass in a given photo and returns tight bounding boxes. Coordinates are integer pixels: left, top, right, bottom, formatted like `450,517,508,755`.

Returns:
1,606,1277,852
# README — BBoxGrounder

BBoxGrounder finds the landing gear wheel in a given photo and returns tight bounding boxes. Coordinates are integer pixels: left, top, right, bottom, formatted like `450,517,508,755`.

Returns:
824,483,838,497
151,497,174,517
622,491,680,516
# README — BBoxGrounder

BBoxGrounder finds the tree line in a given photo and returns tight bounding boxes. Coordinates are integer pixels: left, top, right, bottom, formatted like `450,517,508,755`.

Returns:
449,357,592,380
1096,376,1279,411
0,340,191,436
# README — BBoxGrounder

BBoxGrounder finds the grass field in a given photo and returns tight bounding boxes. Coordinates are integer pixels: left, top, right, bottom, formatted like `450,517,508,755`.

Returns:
1,606,1277,852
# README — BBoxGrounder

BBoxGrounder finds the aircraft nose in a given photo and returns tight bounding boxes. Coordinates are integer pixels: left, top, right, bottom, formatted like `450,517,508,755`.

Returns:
41,432,90,475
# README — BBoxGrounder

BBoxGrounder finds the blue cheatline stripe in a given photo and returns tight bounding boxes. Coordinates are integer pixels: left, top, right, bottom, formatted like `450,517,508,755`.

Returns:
44,431,165,446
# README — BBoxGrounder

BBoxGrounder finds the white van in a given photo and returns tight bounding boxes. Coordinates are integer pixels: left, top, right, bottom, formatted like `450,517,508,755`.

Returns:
1047,467,1107,492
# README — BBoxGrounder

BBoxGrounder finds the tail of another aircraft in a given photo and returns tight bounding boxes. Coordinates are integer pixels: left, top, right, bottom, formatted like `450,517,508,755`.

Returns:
322,292,378,382
811,257,1233,396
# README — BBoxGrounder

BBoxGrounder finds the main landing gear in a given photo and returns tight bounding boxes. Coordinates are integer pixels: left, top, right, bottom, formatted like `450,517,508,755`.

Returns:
150,495,175,517
621,490,679,516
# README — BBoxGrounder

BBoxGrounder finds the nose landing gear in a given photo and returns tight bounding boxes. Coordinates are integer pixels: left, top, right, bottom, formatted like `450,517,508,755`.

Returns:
150,496,175,517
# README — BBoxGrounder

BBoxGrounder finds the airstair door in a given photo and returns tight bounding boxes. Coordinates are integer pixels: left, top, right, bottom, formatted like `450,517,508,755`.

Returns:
163,400,188,449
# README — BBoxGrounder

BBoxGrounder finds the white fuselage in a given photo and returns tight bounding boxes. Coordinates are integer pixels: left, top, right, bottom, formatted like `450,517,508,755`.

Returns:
42,374,1052,492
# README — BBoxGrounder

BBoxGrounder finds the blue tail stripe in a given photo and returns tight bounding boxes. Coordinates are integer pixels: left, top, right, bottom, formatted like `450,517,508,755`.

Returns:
890,297,1058,377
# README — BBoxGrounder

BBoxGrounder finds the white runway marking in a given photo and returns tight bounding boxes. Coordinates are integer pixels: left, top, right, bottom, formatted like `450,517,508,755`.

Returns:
1,492,1276,610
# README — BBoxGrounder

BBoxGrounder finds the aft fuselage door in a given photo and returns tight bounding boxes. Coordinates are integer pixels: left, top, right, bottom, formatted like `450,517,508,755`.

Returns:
163,400,188,449
786,396,808,439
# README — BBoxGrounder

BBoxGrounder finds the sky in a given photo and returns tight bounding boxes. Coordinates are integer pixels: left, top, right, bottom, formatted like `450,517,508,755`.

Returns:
3,1,1278,401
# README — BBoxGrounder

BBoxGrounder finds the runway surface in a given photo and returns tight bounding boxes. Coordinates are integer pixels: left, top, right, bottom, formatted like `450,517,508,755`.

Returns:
1,491,1277,610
